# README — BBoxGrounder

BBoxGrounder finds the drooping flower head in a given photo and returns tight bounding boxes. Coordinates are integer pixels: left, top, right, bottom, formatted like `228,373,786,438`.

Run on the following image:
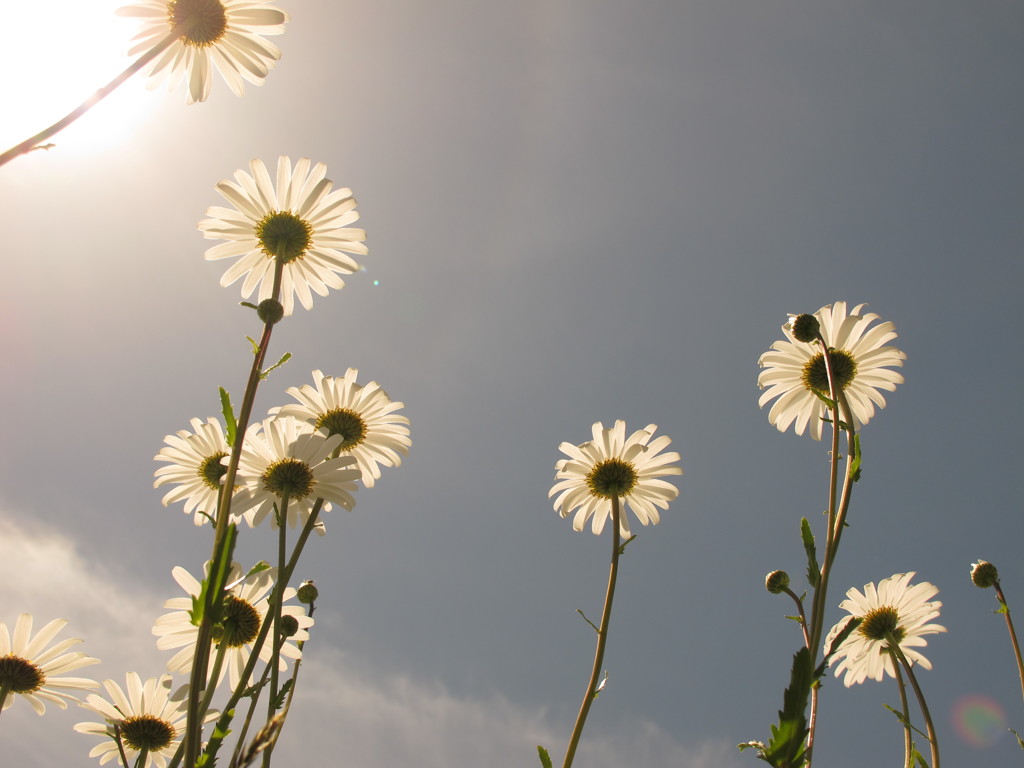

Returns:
199,156,368,316
152,563,312,691
154,417,238,526
758,301,905,440
231,416,360,531
549,420,682,538
825,572,946,687
74,673,204,768
273,369,411,488
117,0,289,104
0,613,99,714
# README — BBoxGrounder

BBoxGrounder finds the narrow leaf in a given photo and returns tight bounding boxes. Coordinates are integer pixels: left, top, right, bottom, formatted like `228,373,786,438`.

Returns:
537,746,553,768
259,351,291,380
219,387,237,448
800,518,820,588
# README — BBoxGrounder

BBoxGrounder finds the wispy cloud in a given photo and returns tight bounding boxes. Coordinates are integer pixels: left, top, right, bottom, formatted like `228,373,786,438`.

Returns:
1,509,740,768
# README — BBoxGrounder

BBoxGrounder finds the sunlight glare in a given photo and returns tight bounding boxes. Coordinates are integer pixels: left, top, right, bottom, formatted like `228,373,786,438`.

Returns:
2,0,155,157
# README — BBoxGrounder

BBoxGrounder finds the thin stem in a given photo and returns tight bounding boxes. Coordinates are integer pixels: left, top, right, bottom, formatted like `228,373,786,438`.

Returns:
184,262,285,767
805,338,848,767
782,587,811,649
562,497,623,768
889,640,940,768
265,496,290,764
190,495,328,768
0,26,184,168
994,582,1024,707
891,654,913,768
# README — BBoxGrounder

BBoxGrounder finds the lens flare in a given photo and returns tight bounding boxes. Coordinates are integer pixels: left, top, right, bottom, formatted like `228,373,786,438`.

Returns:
951,695,1006,748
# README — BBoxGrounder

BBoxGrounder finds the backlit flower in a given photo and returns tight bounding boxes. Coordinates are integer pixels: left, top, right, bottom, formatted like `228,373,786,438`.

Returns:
199,156,367,316
757,301,905,439
154,417,237,525
117,0,288,104
74,673,201,768
152,563,312,692
274,369,411,488
825,572,945,687
232,416,360,530
0,613,98,715
549,420,682,538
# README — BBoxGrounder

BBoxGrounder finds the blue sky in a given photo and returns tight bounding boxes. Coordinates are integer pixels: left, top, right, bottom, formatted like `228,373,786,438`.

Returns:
2,1,1023,766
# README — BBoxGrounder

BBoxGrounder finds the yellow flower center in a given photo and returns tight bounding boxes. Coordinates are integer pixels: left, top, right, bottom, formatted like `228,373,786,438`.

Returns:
0,654,45,693
169,0,228,47
120,714,176,752
802,349,857,395
261,458,315,500
198,451,229,491
585,458,638,499
256,211,314,264
859,605,905,643
212,595,262,648
316,408,368,450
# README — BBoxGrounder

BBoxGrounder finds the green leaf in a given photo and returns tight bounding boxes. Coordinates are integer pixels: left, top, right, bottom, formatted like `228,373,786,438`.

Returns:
191,524,239,627
197,708,235,768
219,387,237,448
1011,727,1024,749
259,351,292,380
849,433,862,482
746,647,813,766
537,745,553,768
800,518,820,588
272,678,294,711
246,336,260,355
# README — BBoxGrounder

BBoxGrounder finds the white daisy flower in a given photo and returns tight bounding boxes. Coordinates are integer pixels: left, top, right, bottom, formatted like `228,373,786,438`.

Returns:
549,420,682,538
116,0,288,104
199,156,368,316
0,614,99,715
231,416,360,531
74,673,205,768
273,369,411,488
757,301,906,440
825,572,946,687
152,563,312,692
154,417,237,526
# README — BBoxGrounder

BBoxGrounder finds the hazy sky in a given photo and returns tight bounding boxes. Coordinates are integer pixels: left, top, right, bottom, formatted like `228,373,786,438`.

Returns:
2,1,1023,766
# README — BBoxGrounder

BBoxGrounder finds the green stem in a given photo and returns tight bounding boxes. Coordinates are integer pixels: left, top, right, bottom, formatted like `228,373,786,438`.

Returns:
994,582,1024,708
190,495,327,768
891,655,913,768
0,26,184,168
562,497,623,768
264,495,290,765
183,261,285,767
889,639,939,768
805,338,852,767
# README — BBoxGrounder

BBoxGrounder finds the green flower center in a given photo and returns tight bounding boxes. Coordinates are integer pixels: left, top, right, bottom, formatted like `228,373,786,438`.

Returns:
256,212,313,264
315,408,368,450
169,0,228,46
198,451,229,491
585,458,638,499
0,655,45,694
802,349,857,395
120,714,176,752
858,605,905,643
212,595,262,648
261,458,315,500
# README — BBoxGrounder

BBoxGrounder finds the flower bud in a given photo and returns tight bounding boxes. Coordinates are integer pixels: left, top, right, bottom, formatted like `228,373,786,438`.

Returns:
786,313,820,343
765,570,790,594
279,614,299,638
297,580,319,604
257,298,284,325
971,560,999,589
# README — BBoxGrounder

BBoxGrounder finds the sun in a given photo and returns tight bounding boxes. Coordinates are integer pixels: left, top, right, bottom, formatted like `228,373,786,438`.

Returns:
2,0,154,159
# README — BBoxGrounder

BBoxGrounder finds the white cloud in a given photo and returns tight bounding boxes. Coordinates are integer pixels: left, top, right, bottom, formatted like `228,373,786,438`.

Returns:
0,510,741,767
